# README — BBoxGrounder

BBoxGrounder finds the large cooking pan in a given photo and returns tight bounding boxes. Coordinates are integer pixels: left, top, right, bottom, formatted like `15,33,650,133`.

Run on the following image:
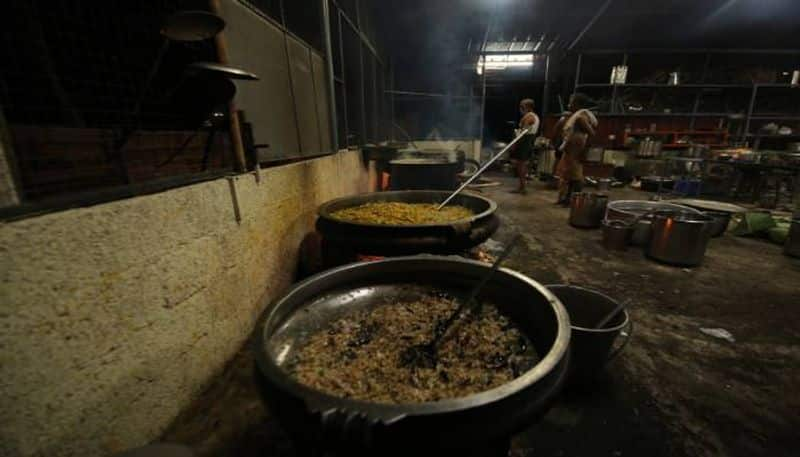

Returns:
253,257,571,455
316,190,500,255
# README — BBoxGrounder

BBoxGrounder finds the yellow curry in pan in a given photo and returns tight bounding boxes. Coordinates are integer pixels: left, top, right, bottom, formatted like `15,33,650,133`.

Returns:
330,202,473,225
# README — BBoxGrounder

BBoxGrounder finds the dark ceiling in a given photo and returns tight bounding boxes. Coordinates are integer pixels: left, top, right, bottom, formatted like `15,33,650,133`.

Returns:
372,0,800,90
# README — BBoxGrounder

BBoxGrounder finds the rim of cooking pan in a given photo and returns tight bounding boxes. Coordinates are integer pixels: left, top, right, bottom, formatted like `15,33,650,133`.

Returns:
317,190,498,228
606,200,703,218
253,256,571,418
545,285,629,333
652,209,714,224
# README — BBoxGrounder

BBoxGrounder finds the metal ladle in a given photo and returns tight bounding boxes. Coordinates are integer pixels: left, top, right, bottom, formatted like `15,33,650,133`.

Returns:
115,11,226,154
436,128,530,210
132,11,226,123
594,299,629,329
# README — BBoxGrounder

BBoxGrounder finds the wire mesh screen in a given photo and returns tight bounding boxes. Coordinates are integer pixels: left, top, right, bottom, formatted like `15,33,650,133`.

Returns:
0,0,232,202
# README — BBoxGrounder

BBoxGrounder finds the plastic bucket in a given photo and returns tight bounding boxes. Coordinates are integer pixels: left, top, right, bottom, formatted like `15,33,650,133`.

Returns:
546,285,632,383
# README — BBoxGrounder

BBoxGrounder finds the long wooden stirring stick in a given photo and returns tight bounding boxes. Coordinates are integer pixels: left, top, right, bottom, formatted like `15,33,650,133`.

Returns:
436,130,531,210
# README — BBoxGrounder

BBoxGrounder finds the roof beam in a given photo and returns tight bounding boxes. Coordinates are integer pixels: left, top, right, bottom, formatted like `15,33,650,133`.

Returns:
567,0,614,51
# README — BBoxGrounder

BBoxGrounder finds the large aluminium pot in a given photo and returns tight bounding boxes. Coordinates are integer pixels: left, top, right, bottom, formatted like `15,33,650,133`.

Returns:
361,143,407,162
569,192,609,228
605,200,704,246
316,190,499,255
253,257,572,456
647,209,715,267
602,219,633,251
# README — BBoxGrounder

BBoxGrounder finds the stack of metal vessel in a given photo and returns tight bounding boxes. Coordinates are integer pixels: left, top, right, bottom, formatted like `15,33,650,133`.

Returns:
570,196,750,267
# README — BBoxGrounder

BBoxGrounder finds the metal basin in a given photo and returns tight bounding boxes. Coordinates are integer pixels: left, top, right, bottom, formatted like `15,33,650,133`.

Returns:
253,257,571,455
316,190,499,255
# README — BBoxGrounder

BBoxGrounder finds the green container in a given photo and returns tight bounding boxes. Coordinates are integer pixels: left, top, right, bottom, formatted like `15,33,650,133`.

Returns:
731,211,777,236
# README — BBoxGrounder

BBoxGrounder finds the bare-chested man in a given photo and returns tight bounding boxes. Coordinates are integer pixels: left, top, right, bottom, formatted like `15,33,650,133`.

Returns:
551,93,597,205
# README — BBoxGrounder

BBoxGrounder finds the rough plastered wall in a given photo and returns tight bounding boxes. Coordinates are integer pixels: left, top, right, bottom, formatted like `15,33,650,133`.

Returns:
0,150,369,457
0,113,21,208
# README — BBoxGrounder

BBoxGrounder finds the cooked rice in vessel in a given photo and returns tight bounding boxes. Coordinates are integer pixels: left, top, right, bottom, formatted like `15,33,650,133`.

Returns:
330,202,473,225
286,292,538,404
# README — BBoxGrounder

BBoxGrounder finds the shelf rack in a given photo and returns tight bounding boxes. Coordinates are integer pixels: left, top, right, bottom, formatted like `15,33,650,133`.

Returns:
622,129,729,149
570,49,800,140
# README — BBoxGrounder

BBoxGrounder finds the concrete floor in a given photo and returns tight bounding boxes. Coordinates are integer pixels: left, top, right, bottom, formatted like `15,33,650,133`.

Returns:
163,176,800,457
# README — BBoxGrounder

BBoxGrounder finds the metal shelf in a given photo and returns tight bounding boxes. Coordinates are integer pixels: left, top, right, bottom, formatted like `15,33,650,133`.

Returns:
755,83,800,88
571,50,800,143
595,112,732,117
577,83,754,89
749,115,800,120
745,133,800,138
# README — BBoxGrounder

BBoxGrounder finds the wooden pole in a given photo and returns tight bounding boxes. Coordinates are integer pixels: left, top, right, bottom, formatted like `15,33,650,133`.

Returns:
209,0,247,173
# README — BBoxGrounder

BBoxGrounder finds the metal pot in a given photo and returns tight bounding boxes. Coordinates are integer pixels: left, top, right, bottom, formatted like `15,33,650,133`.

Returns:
630,219,654,246
647,210,714,267
637,138,660,158
785,218,800,258
253,257,571,455
703,210,731,237
569,192,609,229
602,220,633,250
389,158,460,190
596,178,611,192
605,200,704,247
362,144,403,162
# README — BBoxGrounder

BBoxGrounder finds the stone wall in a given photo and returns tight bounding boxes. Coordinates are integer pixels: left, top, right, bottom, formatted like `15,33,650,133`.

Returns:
0,150,369,457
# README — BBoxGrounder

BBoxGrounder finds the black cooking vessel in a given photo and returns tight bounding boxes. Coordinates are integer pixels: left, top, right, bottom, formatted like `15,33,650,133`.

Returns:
362,144,405,162
316,190,499,255
389,158,460,190
252,257,571,456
